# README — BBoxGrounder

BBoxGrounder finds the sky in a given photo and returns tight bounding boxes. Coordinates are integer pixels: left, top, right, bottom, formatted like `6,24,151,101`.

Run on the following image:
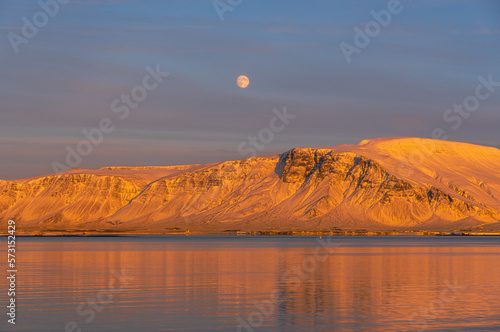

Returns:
1,0,499,180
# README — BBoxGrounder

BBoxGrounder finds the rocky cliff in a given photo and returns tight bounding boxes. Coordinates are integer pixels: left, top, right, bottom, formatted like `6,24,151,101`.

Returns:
2,138,500,233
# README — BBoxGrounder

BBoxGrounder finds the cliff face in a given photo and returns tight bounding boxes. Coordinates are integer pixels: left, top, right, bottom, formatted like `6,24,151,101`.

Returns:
1,138,500,233
0,174,143,226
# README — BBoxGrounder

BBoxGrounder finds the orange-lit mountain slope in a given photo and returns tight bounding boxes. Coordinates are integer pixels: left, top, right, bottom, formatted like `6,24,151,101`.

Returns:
2,138,499,233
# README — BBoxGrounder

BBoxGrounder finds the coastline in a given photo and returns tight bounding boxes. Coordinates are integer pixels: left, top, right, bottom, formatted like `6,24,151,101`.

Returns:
2,230,500,237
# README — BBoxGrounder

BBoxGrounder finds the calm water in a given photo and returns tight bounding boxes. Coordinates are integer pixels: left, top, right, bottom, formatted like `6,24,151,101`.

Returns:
1,236,499,331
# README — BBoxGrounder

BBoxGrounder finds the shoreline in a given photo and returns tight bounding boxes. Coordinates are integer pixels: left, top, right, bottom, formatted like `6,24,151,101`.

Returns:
2,230,500,237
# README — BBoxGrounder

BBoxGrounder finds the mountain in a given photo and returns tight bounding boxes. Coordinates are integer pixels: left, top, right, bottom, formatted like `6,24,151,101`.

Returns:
2,137,500,234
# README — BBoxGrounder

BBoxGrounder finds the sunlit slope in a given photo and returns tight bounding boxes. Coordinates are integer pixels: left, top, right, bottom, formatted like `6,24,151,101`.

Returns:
1,138,499,232
0,166,202,228
335,137,500,210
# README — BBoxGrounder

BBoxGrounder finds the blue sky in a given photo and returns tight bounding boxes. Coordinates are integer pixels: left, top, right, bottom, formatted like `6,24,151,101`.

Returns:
1,0,499,179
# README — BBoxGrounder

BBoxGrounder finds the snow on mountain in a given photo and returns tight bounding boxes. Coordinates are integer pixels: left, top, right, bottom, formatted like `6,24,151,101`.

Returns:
1,138,499,233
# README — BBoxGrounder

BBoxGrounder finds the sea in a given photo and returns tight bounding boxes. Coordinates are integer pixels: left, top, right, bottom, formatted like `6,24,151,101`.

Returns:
1,235,499,331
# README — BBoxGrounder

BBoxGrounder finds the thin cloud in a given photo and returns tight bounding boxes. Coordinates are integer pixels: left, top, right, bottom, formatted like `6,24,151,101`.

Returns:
475,27,500,34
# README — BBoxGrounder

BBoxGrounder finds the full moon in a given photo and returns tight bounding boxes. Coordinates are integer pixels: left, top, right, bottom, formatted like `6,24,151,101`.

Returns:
237,75,250,88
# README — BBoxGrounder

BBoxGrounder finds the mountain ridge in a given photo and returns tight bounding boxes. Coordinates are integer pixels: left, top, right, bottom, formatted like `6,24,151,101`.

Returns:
2,137,500,234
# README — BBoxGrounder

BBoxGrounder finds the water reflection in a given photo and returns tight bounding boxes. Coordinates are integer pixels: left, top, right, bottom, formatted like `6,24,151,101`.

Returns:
0,236,499,331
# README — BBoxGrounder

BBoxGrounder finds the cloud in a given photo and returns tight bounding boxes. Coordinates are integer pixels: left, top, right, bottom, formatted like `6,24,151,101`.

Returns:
475,27,500,35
